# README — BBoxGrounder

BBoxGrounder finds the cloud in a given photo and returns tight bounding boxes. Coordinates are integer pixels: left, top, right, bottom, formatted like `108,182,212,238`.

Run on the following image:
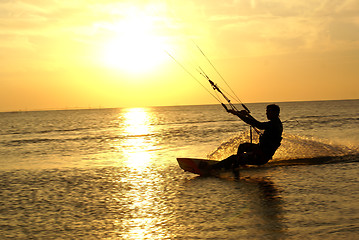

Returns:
1,0,358,64
200,0,359,56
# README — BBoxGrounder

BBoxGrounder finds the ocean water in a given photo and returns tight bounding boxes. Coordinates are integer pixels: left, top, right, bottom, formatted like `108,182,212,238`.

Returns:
0,99,358,239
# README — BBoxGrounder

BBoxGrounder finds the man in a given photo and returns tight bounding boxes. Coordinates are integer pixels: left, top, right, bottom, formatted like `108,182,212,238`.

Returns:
212,104,283,170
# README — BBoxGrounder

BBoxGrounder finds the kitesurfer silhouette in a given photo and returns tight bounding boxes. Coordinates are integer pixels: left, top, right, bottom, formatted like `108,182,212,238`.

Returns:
213,104,283,170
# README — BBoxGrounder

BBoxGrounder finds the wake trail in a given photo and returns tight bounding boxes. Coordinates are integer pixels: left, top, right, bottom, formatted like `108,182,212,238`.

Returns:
207,131,359,166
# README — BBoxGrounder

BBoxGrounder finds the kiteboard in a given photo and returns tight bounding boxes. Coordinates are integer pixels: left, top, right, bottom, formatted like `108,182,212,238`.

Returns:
176,158,221,176
177,157,254,179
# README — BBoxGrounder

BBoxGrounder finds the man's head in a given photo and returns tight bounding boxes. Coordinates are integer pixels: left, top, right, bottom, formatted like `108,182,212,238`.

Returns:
266,104,280,120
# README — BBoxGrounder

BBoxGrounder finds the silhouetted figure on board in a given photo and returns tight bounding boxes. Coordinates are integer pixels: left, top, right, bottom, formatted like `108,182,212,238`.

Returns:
213,104,283,170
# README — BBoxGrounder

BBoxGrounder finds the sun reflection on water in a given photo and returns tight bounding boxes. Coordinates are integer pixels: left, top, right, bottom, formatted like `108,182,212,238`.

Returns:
124,108,150,137
111,108,173,239
122,108,154,169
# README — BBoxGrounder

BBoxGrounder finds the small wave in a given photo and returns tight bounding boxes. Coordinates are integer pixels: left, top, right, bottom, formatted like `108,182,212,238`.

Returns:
286,116,359,127
267,154,359,167
3,133,156,147
4,136,109,146
2,127,92,136
159,118,235,127
5,138,67,145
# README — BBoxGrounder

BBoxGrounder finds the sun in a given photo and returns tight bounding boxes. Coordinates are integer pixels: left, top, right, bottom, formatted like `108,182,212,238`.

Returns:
103,35,166,73
100,9,168,74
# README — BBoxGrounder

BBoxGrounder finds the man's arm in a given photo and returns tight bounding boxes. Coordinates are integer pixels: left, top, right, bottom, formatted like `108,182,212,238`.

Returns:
227,109,265,129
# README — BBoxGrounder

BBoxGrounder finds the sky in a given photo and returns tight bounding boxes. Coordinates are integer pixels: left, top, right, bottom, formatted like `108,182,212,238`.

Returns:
1,0,359,112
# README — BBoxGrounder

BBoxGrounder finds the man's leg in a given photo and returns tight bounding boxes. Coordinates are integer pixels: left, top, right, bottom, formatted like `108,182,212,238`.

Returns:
234,143,259,167
212,154,238,170
237,143,257,155
212,143,255,170
212,143,262,170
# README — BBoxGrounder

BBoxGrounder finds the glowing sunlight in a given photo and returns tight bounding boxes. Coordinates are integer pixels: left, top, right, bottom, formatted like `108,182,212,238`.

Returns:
100,8,168,74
